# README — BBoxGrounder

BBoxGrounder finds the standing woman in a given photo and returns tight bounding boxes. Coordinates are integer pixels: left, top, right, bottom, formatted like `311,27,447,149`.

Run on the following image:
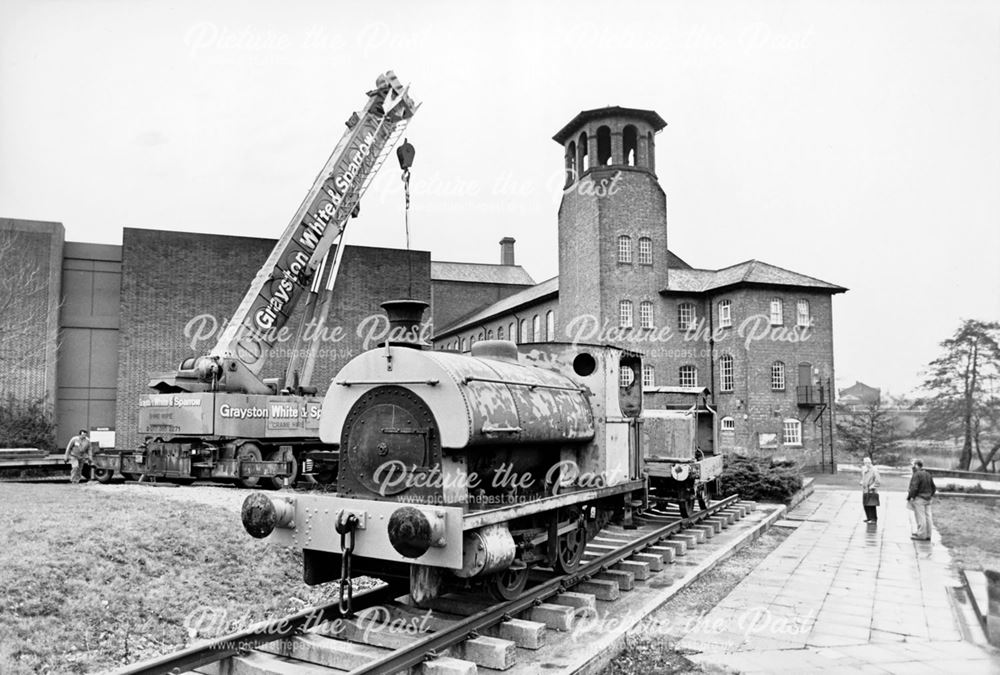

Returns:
860,457,881,522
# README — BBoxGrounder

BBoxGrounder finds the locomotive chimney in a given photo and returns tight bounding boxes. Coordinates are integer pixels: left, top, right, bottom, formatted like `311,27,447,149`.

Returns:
380,299,430,349
499,237,516,266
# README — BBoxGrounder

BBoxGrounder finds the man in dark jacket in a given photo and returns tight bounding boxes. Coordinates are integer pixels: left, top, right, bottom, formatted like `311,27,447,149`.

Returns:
907,459,936,541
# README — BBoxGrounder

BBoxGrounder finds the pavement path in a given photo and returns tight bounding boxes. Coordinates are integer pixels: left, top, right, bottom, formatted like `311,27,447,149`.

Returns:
680,486,1000,674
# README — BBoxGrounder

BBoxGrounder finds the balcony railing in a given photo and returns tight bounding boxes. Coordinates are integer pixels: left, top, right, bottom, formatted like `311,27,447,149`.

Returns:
797,385,825,407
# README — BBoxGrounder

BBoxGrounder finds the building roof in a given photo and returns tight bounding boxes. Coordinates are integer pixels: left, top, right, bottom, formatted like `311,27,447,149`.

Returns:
552,107,667,144
431,261,535,286
663,260,847,295
435,276,559,337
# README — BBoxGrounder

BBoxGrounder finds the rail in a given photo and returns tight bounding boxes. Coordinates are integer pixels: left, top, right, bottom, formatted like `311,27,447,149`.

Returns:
114,494,741,674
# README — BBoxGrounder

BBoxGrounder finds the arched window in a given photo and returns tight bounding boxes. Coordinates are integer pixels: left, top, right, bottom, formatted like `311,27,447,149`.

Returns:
771,361,786,391
719,354,734,392
497,325,505,341
638,237,652,265
578,131,588,174
565,140,577,187
532,314,541,342
647,131,655,172
797,299,811,327
618,235,632,263
718,299,732,328
619,300,633,328
783,419,802,446
639,301,654,329
469,334,476,347
770,297,783,325
678,302,696,331
487,329,494,340
620,364,635,387
460,337,466,351
597,125,612,166
642,364,655,388
679,365,697,387
623,125,638,166
508,322,515,342
519,319,528,344
546,310,554,341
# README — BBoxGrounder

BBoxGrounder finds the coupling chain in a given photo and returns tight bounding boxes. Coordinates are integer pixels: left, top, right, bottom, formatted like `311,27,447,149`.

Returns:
335,511,360,615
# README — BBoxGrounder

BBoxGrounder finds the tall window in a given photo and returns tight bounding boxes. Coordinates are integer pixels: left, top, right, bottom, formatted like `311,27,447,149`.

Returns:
620,365,635,387
721,417,735,432
508,322,515,342
519,319,528,344
639,301,654,329
487,329,494,340
532,314,541,342
718,299,732,328
719,354,734,392
623,125,638,166
771,361,786,391
642,364,655,388
618,235,632,263
546,310,554,341
678,303,696,331
679,365,697,387
619,300,633,328
638,237,653,265
797,299,811,327
783,419,802,446
460,337,466,351
770,297,783,325
497,325,504,340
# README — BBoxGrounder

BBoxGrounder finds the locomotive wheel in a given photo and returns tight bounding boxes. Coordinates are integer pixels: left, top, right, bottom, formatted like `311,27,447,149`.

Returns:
488,566,529,601
92,468,114,484
235,444,263,489
678,498,696,519
554,513,587,574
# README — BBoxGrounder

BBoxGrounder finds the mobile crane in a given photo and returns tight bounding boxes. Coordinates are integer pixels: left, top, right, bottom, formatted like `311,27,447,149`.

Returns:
91,72,418,488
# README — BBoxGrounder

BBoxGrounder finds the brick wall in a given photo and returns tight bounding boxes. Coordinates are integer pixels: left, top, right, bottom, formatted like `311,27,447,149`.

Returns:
0,219,63,405
709,288,835,466
114,227,428,450
431,280,531,332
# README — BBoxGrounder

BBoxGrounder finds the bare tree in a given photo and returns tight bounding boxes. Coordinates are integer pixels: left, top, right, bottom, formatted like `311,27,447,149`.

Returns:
0,230,49,372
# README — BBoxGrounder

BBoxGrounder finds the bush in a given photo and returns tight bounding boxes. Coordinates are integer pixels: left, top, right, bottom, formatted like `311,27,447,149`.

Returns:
719,454,803,503
0,396,57,452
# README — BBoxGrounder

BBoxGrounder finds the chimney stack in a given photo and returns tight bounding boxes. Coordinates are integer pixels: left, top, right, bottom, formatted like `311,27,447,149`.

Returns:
499,237,516,266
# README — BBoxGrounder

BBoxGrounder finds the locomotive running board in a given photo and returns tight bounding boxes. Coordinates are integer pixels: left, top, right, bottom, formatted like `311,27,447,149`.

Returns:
463,479,646,530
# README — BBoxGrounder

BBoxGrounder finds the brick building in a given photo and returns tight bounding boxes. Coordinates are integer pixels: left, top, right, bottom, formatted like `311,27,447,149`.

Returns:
432,107,847,467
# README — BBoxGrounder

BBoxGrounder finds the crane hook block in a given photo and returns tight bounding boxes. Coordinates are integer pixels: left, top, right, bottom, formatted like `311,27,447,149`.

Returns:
397,138,415,170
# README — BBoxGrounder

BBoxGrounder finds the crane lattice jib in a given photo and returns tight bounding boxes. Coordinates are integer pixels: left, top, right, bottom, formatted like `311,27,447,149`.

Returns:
211,71,418,376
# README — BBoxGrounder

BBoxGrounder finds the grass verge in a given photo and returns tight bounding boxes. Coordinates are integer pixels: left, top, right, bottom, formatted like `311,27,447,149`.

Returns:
933,497,1000,572
0,483,340,674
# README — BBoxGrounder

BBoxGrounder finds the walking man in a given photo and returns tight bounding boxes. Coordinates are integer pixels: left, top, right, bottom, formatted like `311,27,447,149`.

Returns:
64,429,92,484
907,459,936,541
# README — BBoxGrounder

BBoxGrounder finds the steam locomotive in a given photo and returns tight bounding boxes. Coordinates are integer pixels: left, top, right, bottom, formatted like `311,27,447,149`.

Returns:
242,300,723,603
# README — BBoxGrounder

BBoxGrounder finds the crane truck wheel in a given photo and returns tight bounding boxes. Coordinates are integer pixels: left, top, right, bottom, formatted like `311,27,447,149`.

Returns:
92,468,114,484
262,451,298,490
235,444,263,489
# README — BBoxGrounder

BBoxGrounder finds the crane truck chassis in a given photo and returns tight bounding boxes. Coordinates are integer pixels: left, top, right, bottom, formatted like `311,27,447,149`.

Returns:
90,71,418,488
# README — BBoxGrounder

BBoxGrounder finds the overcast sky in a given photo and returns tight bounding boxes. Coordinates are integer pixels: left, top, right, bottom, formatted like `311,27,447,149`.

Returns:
2,0,998,396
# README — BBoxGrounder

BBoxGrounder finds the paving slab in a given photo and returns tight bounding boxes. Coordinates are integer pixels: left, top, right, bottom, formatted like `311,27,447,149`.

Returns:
683,488,1000,673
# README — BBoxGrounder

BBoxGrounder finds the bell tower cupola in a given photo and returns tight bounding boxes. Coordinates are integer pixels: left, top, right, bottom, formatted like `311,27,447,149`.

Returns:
553,106,669,343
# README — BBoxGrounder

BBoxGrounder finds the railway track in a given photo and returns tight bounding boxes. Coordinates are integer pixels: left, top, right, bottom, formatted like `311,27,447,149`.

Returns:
113,495,755,675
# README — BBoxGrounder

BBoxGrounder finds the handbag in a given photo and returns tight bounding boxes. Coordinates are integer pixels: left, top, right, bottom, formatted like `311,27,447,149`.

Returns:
862,491,880,507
